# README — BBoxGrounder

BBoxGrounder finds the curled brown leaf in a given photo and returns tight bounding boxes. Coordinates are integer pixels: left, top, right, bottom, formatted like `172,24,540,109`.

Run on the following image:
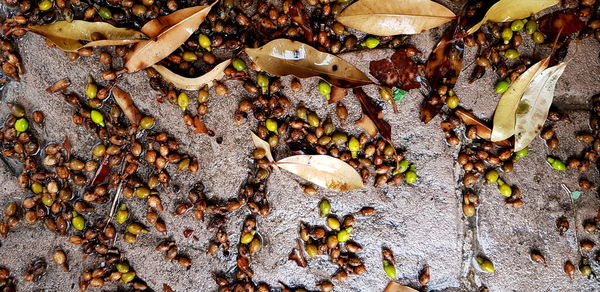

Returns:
353,88,391,141
112,86,142,126
152,59,231,90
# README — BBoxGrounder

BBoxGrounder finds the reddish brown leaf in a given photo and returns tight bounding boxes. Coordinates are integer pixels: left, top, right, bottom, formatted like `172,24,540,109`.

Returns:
63,136,72,161
163,284,174,292
455,107,512,147
328,86,347,104
45,78,71,93
89,155,111,187
421,30,464,123
353,88,391,141
369,48,420,91
112,86,142,125
289,1,313,43
538,11,584,44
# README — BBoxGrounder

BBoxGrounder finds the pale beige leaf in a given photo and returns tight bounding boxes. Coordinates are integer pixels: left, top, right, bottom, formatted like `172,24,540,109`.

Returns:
384,281,419,292
250,132,274,163
152,59,231,90
27,20,146,52
337,0,455,36
125,2,216,72
245,39,372,88
514,62,567,151
141,6,208,37
467,0,559,34
275,155,364,192
491,58,549,142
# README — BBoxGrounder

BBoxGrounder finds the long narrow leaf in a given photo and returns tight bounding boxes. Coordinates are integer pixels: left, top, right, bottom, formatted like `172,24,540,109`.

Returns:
467,0,559,34
275,155,364,192
152,59,231,90
514,62,567,151
491,58,549,142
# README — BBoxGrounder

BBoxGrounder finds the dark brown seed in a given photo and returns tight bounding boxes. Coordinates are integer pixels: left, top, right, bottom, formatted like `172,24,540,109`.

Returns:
557,217,569,236
419,266,430,286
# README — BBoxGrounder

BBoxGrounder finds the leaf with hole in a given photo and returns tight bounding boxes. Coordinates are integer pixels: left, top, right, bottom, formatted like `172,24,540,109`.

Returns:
337,0,455,36
245,39,372,88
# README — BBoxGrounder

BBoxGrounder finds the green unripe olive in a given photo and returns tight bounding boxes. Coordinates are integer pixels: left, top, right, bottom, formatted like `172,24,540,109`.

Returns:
327,217,341,231
305,243,318,257
15,118,29,132
396,160,410,173
232,58,247,71
504,49,520,60
513,147,529,161
92,144,106,157
532,31,545,44
361,37,380,49
135,187,150,199
337,227,353,242
498,184,512,197
478,257,495,273
97,6,112,19
319,82,331,96
501,27,513,44
182,51,198,62
198,34,211,51
121,272,136,283
116,263,129,273
177,92,189,111
307,113,320,127
266,119,278,134
510,20,524,31
90,110,105,127
240,231,255,244
72,215,85,231
319,199,331,217
446,95,459,109
495,80,510,93
140,116,155,129
38,0,53,11
383,261,396,279
257,73,269,94
485,170,499,183
405,171,417,184
525,20,537,34
332,133,348,146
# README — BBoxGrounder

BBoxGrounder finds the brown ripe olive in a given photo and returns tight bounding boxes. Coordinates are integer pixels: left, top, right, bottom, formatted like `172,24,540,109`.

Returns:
546,137,559,150
580,239,595,250
502,161,514,173
540,128,555,140
99,53,112,65
32,111,44,124
463,173,478,186
463,203,475,217
579,179,592,190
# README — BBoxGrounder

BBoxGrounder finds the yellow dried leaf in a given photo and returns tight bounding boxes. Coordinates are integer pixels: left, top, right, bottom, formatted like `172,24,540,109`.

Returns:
491,58,549,142
337,0,455,36
245,39,372,88
514,62,567,151
467,0,559,35
152,59,231,90
275,155,364,192
125,2,216,72
27,20,147,52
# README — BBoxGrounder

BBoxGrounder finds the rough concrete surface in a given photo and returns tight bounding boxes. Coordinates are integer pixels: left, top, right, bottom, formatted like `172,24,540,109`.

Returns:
0,2,600,292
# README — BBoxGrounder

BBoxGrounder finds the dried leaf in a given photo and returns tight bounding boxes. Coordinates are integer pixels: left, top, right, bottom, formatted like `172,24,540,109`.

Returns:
384,282,419,292
250,132,274,162
337,0,455,36
125,2,216,72
245,39,372,88
63,136,72,161
112,86,142,125
193,116,208,134
514,62,567,151
538,12,585,44
90,155,111,187
45,78,71,93
370,48,420,91
152,59,231,90
421,32,463,123
355,114,378,138
455,108,513,147
275,155,364,192
353,88,392,141
328,86,347,104
27,20,146,52
163,284,174,292
289,1,313,42
466,0,559,35
491,58,549,142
